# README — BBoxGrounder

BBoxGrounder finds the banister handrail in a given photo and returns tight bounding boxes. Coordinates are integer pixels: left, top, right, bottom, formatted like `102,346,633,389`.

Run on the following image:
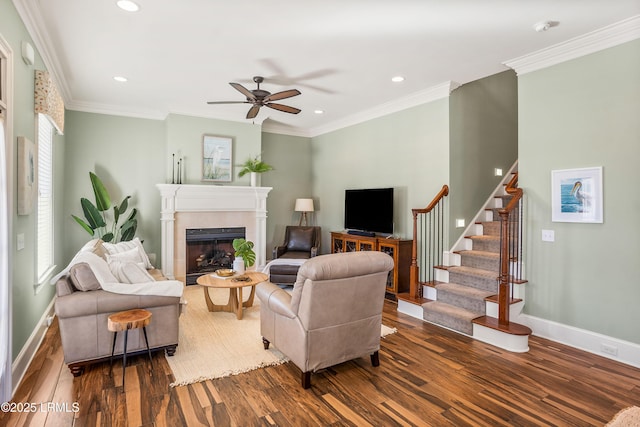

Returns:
410,185,449,299
412,185,449,215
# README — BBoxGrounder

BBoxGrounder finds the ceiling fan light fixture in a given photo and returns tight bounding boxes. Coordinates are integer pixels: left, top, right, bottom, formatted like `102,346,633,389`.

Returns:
314,110,324,114
116,0,140,12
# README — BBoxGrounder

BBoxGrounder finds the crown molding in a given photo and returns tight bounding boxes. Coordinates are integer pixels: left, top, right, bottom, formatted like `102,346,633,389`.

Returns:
260,122,312,138
65,100,167,121
307,81,460,137
12,0,72,102
504,15,640,75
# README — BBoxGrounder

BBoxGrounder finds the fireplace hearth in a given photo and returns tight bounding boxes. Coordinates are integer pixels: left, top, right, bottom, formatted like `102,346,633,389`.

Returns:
185,227,245,285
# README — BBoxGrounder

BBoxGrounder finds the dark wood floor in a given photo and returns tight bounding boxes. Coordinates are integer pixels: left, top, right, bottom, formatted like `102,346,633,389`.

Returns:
2,300,640,426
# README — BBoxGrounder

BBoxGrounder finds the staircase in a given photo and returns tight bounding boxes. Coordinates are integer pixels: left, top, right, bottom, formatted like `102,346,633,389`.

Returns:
398,164,532,352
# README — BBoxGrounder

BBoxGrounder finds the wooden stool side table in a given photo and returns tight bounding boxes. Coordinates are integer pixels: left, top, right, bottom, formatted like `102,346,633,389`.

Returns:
108,308,153,388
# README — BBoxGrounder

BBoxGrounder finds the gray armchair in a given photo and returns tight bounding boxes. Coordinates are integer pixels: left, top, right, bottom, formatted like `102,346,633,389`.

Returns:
256,251,394,388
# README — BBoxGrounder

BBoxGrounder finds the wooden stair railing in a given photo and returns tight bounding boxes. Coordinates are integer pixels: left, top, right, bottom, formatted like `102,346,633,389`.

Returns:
497,173,523,326
409,185,449,299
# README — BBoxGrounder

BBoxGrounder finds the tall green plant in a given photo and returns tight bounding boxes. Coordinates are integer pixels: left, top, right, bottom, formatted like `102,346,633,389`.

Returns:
72,172,137,242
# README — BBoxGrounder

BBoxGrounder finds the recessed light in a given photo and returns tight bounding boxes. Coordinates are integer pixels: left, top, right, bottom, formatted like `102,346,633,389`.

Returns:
314,110,324,114
113,76,128,82
391,76,405,83
116,0,140,12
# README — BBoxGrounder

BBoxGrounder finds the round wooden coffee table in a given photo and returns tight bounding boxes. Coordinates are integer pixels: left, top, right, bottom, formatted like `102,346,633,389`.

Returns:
196,271,268,320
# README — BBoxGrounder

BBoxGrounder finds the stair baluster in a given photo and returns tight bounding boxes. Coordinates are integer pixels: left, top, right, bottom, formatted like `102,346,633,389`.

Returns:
410,185,449,299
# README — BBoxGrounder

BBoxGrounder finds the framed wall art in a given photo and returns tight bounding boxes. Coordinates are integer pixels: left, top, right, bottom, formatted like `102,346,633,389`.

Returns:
202,135,232,182
17,136,36,215
551,166,603,223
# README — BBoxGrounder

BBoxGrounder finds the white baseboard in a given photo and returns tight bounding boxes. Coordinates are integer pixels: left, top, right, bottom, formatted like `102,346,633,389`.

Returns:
11,297,55,398
520,314,640,369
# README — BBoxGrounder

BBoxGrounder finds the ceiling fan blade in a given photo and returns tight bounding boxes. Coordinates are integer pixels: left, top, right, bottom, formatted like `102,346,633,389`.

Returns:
207,101,250,105
246,105,261,119
230,82,256,101
265,103,301,115
264,89,301,102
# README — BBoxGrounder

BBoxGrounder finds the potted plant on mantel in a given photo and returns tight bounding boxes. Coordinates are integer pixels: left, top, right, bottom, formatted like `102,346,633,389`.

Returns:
237,155,274,187
232,238,256,274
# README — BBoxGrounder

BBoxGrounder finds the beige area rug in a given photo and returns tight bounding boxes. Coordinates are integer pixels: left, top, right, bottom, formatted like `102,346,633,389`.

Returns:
167,284,397,387
607,406,640,427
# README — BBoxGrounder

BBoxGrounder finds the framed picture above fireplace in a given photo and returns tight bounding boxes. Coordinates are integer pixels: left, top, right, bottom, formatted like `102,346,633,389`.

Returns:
202,134,232,182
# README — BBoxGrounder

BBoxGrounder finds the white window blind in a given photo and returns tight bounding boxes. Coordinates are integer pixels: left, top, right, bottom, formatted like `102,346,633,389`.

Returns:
37,113,55,283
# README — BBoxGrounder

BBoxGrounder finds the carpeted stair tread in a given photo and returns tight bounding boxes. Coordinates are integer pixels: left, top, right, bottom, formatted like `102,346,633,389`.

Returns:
448,266,499,293
435,282,494,313
467,235,500,253
422,301,479,335
480,221,500,236
457,249,500,271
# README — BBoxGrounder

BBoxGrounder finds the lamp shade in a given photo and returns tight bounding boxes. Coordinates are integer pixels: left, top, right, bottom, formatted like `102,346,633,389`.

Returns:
294,198,314,212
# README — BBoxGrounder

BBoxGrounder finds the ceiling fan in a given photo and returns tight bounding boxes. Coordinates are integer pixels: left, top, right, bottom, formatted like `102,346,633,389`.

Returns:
207,76,301,119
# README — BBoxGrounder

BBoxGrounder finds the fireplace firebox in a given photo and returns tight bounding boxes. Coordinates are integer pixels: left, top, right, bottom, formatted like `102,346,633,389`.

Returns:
185,227,245,285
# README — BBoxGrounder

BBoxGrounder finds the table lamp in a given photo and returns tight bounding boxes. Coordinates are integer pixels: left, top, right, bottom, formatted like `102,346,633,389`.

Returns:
294,198,314,226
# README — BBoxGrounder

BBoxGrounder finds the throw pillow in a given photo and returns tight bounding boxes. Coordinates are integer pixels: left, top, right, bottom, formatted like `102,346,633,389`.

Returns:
287,228,314,252
106,247,146,265
79,238,107,260
102,237,153,269
68,262,101,291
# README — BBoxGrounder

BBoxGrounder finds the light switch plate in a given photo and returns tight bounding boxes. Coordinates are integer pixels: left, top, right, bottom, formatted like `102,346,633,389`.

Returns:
541,229,555,242
17,233,25,250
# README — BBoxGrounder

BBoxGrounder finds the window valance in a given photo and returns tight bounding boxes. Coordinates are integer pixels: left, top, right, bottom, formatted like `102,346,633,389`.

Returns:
34,70,64,134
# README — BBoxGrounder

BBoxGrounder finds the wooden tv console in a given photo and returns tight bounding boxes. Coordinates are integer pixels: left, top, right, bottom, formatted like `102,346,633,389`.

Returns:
330,231,412,298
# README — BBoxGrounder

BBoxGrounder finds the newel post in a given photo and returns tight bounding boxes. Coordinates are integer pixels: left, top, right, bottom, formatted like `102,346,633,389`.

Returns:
498,209,511,326
410,210,420,299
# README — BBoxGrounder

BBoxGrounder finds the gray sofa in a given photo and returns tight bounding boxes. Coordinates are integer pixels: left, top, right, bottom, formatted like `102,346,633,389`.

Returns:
257,251,394,388
53,239,183,376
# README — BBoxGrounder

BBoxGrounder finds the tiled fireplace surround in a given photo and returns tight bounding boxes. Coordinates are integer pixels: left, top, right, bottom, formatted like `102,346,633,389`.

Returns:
156,184,271,282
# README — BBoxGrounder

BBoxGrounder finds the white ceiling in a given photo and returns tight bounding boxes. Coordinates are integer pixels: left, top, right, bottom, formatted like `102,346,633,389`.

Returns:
13,0,640,137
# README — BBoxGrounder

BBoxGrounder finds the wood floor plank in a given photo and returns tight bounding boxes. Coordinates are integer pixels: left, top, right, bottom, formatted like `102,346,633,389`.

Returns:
4,305,640,426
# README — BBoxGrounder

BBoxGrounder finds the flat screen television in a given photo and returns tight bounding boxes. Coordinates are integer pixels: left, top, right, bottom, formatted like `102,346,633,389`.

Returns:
344,187,394,235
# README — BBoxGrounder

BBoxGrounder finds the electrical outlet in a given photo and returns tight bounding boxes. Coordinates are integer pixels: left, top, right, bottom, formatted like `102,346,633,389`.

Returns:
601,343,618,356
17,233,25,250
541,229,555,242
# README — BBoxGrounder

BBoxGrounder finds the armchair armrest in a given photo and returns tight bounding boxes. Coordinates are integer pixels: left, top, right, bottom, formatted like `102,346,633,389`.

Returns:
273,245,287,259
256,282,296,319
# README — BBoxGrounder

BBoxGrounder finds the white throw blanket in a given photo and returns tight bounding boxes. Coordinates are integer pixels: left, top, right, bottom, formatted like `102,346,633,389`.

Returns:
51,251,183,298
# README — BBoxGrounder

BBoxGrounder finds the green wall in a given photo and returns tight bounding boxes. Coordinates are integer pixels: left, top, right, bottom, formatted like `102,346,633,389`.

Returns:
519,39,640,343
449,70,518,243
261,132,312,252
311,100,450,252
1,0,66,360
63,111,165,262
164,114,261,185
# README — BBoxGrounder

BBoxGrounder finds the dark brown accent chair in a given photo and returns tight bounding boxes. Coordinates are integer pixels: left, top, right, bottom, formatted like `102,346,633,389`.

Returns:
269,226,321,285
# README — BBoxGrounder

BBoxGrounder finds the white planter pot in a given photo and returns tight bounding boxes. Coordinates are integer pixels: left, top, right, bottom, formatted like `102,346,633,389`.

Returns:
250,172,258,187
233,258,245,274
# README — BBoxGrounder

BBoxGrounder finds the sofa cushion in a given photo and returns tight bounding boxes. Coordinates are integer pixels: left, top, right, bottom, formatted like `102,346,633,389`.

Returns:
68,262,101,292
287,228,314,252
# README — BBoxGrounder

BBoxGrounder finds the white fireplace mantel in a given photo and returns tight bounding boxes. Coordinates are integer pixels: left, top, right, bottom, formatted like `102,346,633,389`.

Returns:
156,184,272,280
